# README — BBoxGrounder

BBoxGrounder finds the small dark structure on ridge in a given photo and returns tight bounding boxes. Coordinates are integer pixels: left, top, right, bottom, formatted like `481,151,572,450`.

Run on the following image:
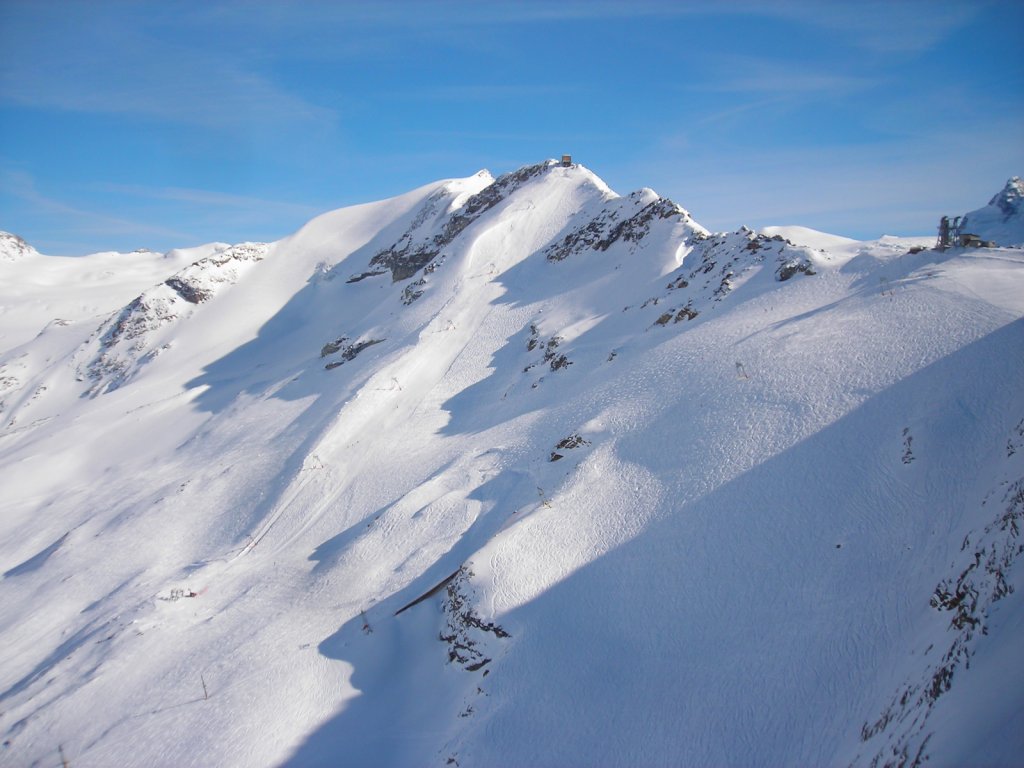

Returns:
561,154,572,167
936,215,994,250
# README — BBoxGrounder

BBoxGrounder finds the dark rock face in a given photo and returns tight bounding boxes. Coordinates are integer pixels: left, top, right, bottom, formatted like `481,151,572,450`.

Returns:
368,237,439,284
684,229,813,296
857,419,1024,767
320,337,348,358
165,243,269,303
81,293,179,396
402,278,426,305
545,193,695,262
617,228,818,331
345,270,387,284
77,243,269,396
990,176,1023,219
370,162,555,283
439,568,509,673
524,324,573,374
776,258,816,282
457,161,552,222
341,339,386,361
550,433,591,461
672,302,699,323
103,297,163,348
164,277,212,304
323,338,386,369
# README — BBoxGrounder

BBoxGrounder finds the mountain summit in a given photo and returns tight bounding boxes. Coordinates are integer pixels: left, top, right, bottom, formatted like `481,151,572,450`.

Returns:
0,231,39,262
1,163,1022,767
990,175,1024,217
960,175,1024,246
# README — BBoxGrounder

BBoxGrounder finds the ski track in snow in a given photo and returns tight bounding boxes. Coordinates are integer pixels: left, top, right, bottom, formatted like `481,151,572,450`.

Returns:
1,163,1022,767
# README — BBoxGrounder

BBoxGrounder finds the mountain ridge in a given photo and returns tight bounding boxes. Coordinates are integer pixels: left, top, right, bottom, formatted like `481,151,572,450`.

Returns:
0,161,1022,767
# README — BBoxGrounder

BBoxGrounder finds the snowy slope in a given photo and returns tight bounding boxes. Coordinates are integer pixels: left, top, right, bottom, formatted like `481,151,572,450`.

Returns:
0,163,1022,768
959,176,1024,247
0,231,40,263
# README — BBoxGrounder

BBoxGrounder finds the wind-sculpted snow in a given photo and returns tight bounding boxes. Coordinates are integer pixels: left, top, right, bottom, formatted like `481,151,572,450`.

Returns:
1,162,1022,768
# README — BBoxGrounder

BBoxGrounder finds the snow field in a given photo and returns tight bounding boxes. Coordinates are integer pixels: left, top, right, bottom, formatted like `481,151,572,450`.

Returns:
0,163,1022,766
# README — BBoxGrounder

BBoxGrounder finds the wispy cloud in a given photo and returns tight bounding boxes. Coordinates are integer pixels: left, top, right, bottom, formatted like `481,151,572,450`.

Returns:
394,83,588,102
394,128,622,142
0,169,337,254
628,115,1024,238
757,0,982,54
1,59,333,131
93,183,324,219
204,0,969,36
0,3,335,130
211,0,978,55
684,57,877,96
186,0,710,29
1,169,198,250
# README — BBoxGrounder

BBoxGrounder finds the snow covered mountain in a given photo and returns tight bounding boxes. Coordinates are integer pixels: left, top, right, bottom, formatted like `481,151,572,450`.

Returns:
0,231,39,262
1,161,1022,768
960,175,1024,247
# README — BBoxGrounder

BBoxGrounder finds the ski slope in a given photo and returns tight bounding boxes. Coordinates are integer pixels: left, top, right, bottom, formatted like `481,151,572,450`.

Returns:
1,161,1022,767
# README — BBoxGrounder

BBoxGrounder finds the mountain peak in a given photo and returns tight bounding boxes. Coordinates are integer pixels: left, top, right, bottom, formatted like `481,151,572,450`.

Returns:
0,231,40,261
989,175,1024,217
1,160,1023,768
959,176,1024,246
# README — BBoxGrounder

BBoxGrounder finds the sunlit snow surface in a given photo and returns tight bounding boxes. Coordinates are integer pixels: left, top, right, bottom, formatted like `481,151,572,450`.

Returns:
1,163,1022,767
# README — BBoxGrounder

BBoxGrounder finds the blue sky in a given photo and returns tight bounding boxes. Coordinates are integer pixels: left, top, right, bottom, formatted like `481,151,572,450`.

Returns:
1,1,1022,255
